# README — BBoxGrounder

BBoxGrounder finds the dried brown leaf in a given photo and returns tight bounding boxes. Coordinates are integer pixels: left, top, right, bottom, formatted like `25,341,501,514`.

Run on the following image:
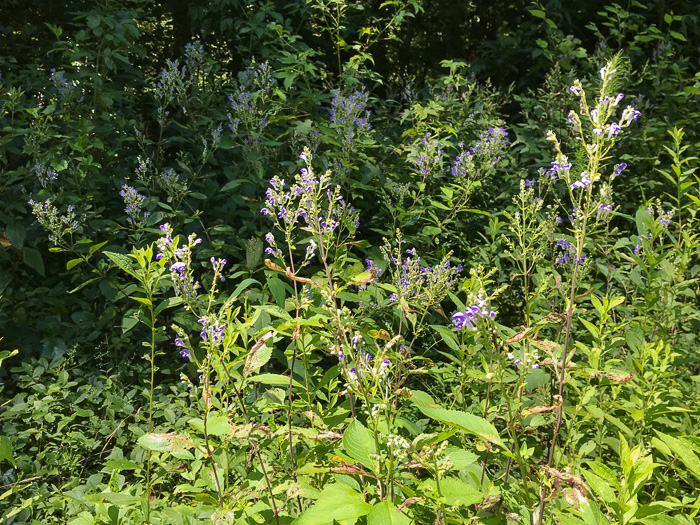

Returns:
522,395,562,417
589,370,633,383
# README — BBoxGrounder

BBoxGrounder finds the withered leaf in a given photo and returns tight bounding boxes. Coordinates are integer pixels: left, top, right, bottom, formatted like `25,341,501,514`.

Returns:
522,395,563,417
589,370,633,383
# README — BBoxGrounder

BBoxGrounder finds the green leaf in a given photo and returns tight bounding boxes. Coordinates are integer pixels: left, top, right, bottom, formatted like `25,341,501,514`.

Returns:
293,483,372,525
66,258,83,271
367,501,412,525
249,373,304,389
438,477,483,507
89,240,109,256
0,436,15,466
655,432,700,481
23,247,45,276
268,277,287,307
5,222,25,248
257,304,293,321
529,9,546,18
104,251,137,278
154,296,182,316
230,277,260,299
581,469,616,503
100,492,142,505
137,433,172,452
343,420,376,471
669,30,686,41
409,390,504,447
104,458,140,471
244,341,272,375
189,415,232,437
68,512,95,525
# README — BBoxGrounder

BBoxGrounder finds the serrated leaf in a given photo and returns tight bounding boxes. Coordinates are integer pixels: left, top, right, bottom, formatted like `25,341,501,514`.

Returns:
581,469,616,503
293,483,372,525
137,433,172,452
343,420,376,471
438,477,483,507
189,415,232,437
104,251,137,278
655,431,700,480
367,501,412,525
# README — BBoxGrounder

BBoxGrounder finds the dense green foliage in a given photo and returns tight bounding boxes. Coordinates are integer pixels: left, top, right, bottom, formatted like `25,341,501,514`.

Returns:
1,1,699,524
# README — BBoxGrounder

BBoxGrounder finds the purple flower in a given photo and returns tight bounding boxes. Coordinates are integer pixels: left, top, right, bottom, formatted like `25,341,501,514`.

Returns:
170,262,186,272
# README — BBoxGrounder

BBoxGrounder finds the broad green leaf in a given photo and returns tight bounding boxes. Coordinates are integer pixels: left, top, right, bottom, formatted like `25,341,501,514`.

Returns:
154,296,182,316
104,251,137,278
68,512,95,525
244,342,272,375
409,390,504,447
189,415,232,437
100,492,142,505
257,304,293,321
343,420,376,471
444,446,478,470
89,240,108,255
249,373,304,389
5,222,25,248
104,458,140,471
66,258,83,271
438,477,483,507
581,469,616,503
655,431,700,481
137,433,172,452
529,9,546,18
0,436,15,466
293,483,372,525
23,247,45,276
367,501,411,525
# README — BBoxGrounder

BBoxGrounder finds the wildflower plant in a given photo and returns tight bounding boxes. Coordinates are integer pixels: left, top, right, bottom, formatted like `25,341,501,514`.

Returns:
330,84,372,149
227,61,279,156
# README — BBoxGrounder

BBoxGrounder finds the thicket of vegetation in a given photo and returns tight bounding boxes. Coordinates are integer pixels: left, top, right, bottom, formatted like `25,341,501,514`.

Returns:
1,1,699,523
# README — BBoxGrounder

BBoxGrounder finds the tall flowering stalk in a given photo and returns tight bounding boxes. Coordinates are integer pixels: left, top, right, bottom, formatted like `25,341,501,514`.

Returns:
537,57,642,524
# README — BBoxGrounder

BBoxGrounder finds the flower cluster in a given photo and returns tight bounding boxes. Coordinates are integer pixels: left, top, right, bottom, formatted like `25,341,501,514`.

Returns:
342,333,394,391
184,40,212,77
33,164,58,188
470,127,509,167
451,293,496,331
227,62,277,153
29,199,79,247
411,133,443,177
452,127,509,180
50,69,77,98
381,236,463,306
156,223,203,306
155,59,187,112
119,185,150,225
330,86,372,147
174,337,191,359
198,315,226,346
507,349,540,369
555,239,585,266
262,148,359,263
547,153,572,182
